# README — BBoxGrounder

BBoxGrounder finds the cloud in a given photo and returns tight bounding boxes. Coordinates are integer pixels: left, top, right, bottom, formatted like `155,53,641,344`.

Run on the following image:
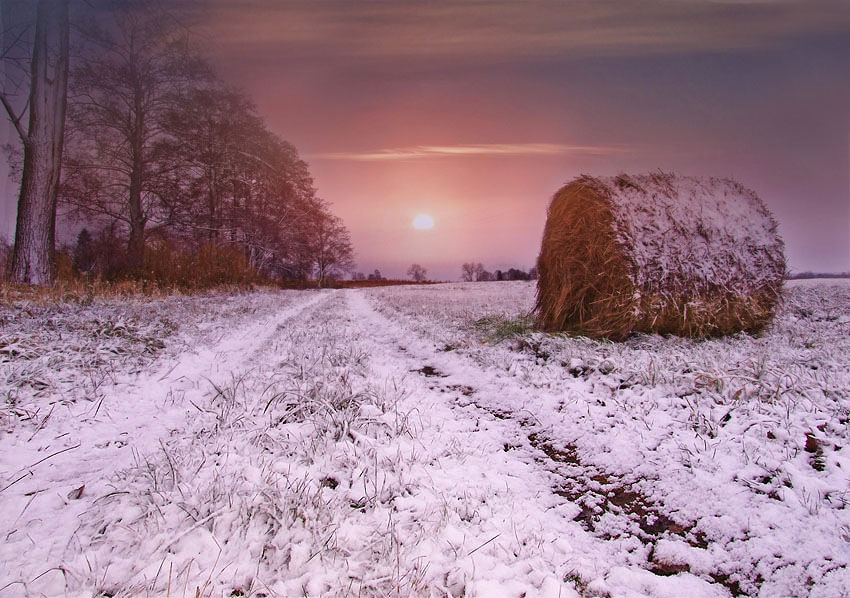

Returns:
311,143,629,161
201,0,850,64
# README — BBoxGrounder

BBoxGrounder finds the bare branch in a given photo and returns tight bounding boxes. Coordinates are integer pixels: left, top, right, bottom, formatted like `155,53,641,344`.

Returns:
0,92,27,142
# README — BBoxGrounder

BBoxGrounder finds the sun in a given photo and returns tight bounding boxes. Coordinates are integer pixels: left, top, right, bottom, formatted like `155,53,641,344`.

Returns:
412,213,435,230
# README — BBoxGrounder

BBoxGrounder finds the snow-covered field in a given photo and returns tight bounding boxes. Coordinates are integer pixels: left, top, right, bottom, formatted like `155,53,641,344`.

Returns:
1,280,848,597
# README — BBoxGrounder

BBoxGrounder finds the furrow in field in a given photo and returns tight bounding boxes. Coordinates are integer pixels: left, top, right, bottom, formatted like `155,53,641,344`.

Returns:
345,289,733,597
355,283,850,597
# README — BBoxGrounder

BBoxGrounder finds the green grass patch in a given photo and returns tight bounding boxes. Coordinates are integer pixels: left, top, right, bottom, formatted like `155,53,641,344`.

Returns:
474,314,534,343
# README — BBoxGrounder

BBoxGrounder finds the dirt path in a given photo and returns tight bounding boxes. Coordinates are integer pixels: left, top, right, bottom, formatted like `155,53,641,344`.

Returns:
0,291,328,596
2,286,799,596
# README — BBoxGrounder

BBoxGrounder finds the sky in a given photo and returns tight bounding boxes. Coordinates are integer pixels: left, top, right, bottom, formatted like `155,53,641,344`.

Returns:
191,0,850,280
1,0,848,280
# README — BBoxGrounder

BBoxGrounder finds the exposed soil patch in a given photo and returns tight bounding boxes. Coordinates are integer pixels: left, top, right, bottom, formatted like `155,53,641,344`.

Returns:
456,398,749,594
805,433,826,472
527,432,707,544
446,384,475,396
412,365,447,378
648,543,691,576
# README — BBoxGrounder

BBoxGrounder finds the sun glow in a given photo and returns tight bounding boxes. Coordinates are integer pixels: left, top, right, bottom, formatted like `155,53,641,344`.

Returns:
412,213,435,229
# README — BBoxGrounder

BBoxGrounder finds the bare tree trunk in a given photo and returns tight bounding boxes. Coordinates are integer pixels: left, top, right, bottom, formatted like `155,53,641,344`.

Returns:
207,181,219,243
0,2,17,246
126,79,146,270
127,215,145,271
127,163,145,270
9,0,69,285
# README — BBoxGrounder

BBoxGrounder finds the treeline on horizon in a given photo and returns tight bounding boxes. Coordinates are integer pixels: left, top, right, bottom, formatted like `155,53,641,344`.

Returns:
346,264,537,284
459,262,537,282
786,272,850,280
1,1,353,289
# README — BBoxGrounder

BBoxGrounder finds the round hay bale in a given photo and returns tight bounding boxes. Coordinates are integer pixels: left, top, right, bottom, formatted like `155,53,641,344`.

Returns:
535,172,786,339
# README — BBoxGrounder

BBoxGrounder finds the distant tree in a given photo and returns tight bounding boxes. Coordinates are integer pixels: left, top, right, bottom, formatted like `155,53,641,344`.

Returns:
473,262,486,281
503,268,529,281
351,271,366,281
367,269,383,281
461,262,475,282
69,223,127,278
485,267,536,281
309,208,354,287
1,0,70,285
92,225,129,277
407,263,426,282
787,271,850,280
462,261,490,281
72,227,95,273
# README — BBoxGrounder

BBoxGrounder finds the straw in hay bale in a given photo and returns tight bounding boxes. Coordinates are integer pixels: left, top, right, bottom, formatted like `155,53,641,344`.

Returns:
535,172,786,339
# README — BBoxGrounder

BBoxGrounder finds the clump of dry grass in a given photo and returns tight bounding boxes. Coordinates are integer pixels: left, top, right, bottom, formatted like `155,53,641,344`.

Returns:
535,173,786,339
141,241,260,289
0,244,271,306
0,279,154,306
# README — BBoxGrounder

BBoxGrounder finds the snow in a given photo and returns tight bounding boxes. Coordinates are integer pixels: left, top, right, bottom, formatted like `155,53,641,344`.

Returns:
584,173,786,293
1,281,849,596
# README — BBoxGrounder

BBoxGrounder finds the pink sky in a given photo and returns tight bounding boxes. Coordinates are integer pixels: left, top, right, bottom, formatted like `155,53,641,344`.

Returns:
4,0,849,280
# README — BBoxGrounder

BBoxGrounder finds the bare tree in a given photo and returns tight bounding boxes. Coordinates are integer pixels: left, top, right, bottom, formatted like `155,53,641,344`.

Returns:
236,132,329,280
461,261,486,282
407,263,426,282
161,92,347,284
503,267,531,281
159,82,265,243
461,262,475,282
61,4,206,270
55,3,357,286
1,0,69,285
473,262,486,281
309,206,354,287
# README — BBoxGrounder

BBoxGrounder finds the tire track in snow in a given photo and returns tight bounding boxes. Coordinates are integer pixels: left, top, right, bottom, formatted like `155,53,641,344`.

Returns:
55,288,575,597
0,290,330,595
345,290,732,598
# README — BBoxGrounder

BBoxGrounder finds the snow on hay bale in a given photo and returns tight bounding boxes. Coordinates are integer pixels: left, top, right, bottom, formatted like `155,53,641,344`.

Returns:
535,172,786,339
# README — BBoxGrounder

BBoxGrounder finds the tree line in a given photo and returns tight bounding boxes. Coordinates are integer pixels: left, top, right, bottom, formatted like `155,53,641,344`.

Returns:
352,263,535,283
461,262,536,282
1,0,354,287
